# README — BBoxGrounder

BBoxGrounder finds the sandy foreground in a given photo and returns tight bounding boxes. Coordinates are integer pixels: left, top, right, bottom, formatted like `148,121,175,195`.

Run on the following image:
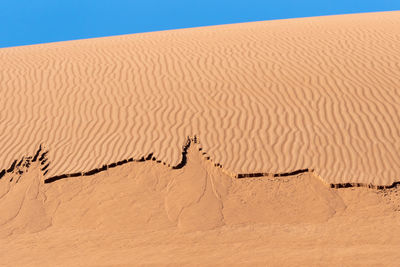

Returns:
1,142,400,266
1,11,400,266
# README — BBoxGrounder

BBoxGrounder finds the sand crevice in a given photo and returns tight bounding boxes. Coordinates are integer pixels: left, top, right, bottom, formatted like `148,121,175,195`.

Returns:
1,137,399,190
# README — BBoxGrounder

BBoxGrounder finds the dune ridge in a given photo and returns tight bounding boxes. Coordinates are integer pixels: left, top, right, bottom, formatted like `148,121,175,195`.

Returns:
1,134,400,265
1,136,400,190
2,11,400,266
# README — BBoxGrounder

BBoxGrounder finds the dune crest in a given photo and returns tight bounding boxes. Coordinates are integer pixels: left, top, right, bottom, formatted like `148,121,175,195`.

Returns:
2,12,400,265
2,136,400,191
1,140,400,265
0,140,348,235
5,137,399,235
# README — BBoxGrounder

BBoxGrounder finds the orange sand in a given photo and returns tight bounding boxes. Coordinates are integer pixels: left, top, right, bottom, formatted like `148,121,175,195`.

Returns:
1,11,400,266
1,11,400,184
1,142,400,265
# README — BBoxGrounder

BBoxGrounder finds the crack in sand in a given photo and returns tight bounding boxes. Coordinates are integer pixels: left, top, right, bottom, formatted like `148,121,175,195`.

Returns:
1,137,399,190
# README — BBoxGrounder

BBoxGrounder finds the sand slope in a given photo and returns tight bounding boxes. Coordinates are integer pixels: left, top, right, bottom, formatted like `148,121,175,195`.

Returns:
1,11,400,185
0,142,400,265
0,142,346,236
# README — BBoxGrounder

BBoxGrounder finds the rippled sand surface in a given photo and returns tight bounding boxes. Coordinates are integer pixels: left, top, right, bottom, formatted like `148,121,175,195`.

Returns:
1,11,400,266
1,11,400,185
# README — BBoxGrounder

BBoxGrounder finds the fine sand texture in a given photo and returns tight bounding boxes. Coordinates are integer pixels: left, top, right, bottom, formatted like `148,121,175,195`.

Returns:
1,11,400,185
0,140,400,266
2,11,400,266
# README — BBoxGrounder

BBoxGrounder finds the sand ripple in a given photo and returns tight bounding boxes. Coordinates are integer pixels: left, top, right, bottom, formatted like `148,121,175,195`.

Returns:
0,12,400,184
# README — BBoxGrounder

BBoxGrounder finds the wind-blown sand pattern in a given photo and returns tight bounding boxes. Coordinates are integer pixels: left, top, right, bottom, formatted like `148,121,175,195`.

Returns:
1,11,400,185
1,139,400,265
2,11,400,266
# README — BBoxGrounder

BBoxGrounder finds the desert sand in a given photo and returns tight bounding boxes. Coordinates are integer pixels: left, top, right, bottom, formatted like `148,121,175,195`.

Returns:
1,11,400,266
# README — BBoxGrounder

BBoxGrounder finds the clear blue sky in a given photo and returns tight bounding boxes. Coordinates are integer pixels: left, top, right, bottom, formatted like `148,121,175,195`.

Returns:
1,0,399,48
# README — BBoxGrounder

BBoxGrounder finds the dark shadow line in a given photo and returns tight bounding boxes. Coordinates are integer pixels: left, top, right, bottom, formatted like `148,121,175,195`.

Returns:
0,145,48,180
45,136,196,183
3,138,400,191
32,144,42,162
237,168,311,179
330,180,400,190
44,152,156,183
7,160,17,173
172,137,192,169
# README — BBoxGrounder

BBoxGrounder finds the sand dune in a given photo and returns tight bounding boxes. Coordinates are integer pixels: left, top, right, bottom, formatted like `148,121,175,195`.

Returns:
2,11,400,265
1,141,400,265
1,11,400,185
